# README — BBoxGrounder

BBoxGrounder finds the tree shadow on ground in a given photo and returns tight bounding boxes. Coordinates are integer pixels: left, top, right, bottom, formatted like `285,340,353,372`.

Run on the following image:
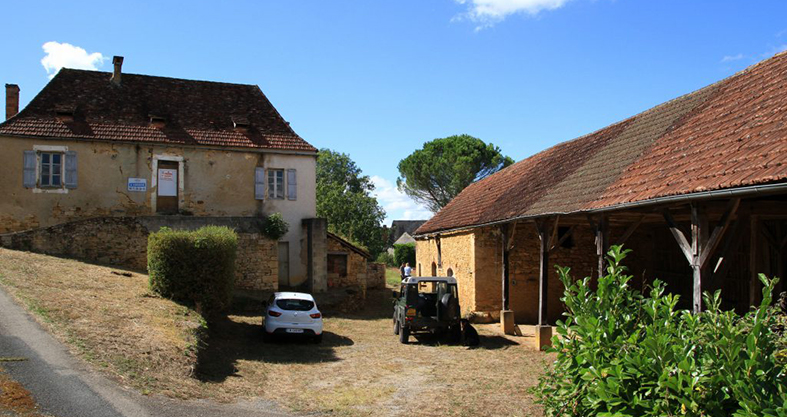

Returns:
195,315,353,383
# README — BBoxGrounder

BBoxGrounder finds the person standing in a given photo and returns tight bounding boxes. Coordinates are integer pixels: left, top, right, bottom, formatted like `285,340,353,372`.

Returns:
399,263,406,280
404,262,412,277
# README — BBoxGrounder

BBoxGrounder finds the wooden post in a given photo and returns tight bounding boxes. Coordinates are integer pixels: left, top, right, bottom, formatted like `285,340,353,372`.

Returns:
750,215,759,306
690,205,703,313
501,224,510,311
535,220,550,326
534,219,553,350
664,199,739,313
596,215,608,278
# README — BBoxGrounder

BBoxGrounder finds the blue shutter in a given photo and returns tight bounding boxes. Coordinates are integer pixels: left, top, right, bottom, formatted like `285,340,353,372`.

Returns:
23,151,36,188
65,151,78,189
255,167,265,200
287,169,297,201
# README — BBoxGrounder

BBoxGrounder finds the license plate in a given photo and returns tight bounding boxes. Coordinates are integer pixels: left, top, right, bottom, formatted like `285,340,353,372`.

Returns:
286,328,304,334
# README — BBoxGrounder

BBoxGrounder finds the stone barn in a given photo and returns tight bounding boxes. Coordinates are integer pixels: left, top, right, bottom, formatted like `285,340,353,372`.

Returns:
415,51,787,348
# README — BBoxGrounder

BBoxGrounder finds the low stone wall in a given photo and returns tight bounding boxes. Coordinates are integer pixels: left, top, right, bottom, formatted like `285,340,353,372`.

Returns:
0,216,278,291
366,262,386,289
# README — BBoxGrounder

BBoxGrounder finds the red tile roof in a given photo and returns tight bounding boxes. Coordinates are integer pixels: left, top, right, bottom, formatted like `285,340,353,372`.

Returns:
417,51,787,235
0,69,316,153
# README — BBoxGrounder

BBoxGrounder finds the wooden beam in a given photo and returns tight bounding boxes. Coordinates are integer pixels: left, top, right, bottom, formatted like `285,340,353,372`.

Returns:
535,220,550,326
663,208,693,264
699,198,740,269
549,225,575,253
712,218,744,281
690,204,703,313
500,224,510,311
506,220,518,251
618,216,644,246
596,215,608,278
548,215,560,250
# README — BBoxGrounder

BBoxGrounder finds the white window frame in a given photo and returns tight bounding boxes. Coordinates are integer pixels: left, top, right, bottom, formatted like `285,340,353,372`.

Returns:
267,168,285,200
32,145,68,194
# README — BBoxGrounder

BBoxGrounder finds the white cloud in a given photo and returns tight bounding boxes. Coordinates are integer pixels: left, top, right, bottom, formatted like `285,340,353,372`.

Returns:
455,0,573,28
41,42,106,79
721,54,744,63
370,176,433,225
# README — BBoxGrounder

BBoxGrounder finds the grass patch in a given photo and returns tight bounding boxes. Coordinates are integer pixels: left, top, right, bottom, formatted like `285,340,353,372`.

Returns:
385,267,401,287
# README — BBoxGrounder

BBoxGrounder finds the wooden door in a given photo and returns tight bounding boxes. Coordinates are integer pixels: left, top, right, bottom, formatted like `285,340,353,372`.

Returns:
278,242,290,288
157,161,179,214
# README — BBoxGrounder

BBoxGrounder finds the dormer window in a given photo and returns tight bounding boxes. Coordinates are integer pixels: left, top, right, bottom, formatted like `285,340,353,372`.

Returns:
55,105,75,122
232,116,249,132
149,115,166,129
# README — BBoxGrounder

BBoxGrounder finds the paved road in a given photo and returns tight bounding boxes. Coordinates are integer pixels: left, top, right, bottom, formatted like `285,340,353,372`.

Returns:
0,288,293,417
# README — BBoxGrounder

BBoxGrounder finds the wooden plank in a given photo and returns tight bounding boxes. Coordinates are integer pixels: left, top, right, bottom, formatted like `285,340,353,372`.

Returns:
699,198,740,269
663,208,693,264
548,215,560,249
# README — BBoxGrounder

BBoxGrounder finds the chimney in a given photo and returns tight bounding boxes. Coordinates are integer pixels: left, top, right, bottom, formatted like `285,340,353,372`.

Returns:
111,56,124,85
5,84,19,120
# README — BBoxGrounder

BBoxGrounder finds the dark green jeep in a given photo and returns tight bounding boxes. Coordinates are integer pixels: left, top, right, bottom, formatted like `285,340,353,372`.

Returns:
392,277,461,344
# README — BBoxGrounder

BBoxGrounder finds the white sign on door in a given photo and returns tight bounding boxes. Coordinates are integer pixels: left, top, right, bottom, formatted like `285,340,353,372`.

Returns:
158,169,178,197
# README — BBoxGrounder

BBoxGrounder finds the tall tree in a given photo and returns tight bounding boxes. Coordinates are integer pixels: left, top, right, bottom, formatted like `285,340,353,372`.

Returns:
397,134,514,212
316,149,386,257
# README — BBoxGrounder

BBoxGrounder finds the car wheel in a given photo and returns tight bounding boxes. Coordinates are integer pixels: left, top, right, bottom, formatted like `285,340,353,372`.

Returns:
393,316,400,335
399,322,409,344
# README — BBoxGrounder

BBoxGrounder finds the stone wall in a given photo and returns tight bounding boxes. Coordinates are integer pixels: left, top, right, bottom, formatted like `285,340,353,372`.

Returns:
366,262,386,289
416,231,477,317
416,221,656,325
326,236,368,289
0,216,278,291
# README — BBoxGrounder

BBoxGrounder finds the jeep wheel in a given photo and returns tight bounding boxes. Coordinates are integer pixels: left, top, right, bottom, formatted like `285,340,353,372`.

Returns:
399,322,410,344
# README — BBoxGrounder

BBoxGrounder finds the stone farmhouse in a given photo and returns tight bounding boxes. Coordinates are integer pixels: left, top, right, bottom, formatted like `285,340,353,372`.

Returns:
415,51,787,347
0,56,336,292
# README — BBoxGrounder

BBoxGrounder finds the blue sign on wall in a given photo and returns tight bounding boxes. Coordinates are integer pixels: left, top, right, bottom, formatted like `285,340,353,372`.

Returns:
127,178,147,192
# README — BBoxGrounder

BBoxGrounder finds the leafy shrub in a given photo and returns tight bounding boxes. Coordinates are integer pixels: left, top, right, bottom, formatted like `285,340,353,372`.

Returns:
535,245,787,417
393,243,416,267
261,213,289,240
148,226,238,316
376,251,397,267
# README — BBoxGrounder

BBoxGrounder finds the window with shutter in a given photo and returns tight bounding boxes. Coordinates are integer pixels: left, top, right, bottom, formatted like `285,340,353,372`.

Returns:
287,169,297,200
268,169,284,199
65,151,78,189
23,151,36,188
255,167,265,200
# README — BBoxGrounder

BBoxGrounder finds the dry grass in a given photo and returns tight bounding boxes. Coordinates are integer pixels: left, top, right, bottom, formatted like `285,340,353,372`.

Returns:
0,249,552,416
0,248,207,398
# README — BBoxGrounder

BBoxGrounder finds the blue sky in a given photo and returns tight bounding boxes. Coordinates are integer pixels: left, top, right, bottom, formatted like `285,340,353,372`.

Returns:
2,0,786,225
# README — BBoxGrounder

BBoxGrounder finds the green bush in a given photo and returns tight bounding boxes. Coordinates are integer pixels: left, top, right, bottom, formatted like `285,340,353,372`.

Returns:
535,245,787,417
147,226,238,316
376,251,397,267
393,243,416,267
261,213,289,240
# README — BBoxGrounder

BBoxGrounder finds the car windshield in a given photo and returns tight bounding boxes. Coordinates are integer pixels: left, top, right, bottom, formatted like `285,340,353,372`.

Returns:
276,299,315,311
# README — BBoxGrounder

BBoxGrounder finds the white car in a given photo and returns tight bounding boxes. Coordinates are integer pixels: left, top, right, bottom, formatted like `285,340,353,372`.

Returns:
263,292,323,343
